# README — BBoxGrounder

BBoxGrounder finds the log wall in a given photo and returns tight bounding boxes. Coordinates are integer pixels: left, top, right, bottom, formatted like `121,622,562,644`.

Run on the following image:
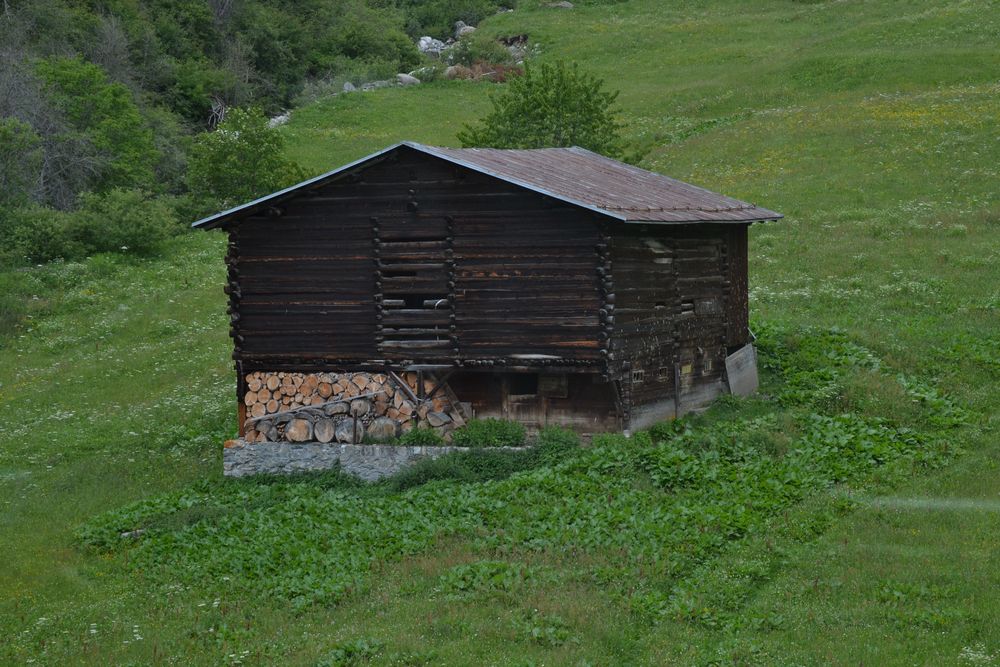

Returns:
610,224,750,429
226,148,603,370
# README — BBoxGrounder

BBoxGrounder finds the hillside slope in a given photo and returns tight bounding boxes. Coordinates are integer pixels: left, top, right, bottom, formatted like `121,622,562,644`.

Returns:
2,0,997,664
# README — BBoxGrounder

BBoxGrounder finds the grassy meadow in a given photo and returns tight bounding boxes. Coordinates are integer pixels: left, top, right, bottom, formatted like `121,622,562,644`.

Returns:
2,0,998,664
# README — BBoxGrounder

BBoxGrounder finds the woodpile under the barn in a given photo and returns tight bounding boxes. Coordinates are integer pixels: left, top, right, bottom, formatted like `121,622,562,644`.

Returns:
241,371,464,444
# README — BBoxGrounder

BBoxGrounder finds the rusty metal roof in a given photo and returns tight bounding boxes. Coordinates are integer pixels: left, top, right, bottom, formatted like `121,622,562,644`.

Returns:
193,141,781,228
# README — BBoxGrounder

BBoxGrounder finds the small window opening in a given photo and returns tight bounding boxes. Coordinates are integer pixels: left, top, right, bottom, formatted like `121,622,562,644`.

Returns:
658,366,671,379
510,373,539,396
632,369,645,384
654,301,667,310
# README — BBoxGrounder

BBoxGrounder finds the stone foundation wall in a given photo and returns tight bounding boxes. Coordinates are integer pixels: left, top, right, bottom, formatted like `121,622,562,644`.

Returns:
223,440,525,481
242,371,463,444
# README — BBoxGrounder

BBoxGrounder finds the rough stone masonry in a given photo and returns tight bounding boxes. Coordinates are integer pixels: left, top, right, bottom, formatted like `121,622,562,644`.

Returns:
224,441,527,481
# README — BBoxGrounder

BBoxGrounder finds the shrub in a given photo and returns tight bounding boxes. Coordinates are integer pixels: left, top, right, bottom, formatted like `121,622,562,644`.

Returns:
7,190,179,262
446,33,514,67
457,61,624,157
186,107,308,210
315,638,385,667
449,418,525,447
6,206,82,263
398,427,445,446
0,119,43,208
71,189,179,256
36,56,159,191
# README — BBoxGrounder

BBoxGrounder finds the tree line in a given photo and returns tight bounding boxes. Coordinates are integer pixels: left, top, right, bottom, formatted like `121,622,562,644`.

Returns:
0,0,513,263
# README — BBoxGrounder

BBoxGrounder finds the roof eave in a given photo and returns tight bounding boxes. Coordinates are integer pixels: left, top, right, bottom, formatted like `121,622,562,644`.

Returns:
190,142,408,229
622,213,783,224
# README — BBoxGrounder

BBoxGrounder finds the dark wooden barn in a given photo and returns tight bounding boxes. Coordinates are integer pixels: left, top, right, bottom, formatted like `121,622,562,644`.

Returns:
194,142,781,444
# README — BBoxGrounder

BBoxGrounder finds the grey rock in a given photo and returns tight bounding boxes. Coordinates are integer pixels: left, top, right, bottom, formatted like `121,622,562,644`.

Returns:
368,416,401,442
343,81,356,92
360,79,393,91
454,20,476,38
267,112,290,128
396,73,420,86
427,411,452,427
418,35,447,55
444,65,465,80
223,440,531,479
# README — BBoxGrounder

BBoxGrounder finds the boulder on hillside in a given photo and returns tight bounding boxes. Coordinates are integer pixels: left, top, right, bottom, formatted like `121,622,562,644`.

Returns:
418,35,447,56
454,20,476,38
342,81,356,92
396,73,420,86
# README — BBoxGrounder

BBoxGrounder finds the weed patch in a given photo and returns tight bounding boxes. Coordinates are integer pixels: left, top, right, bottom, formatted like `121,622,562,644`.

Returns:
80,325,955,615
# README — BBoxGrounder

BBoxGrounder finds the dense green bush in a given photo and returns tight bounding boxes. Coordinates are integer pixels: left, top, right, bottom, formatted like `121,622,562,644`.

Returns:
446,33,515,67
397,0,513,40
6,190,180,262
5,207,83,264
187,107,308,209
36,56,159,192
450,418,526,447
458,61,624,156
398,427,445,446
0,119,43,209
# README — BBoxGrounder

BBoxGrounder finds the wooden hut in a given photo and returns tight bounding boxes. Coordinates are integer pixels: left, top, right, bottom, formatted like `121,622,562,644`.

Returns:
194,142,781,446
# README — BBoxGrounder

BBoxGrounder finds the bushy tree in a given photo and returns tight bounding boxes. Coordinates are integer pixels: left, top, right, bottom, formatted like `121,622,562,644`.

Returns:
458,61,624,157
0,119,43,208
35,56,159,192
186,107,307,208
5,189,179,263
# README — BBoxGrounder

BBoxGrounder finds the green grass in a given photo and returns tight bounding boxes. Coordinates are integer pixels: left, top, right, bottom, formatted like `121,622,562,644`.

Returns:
2,0,999,664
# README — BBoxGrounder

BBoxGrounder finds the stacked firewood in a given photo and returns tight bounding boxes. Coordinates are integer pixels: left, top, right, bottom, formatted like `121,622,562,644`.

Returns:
241,371,461,444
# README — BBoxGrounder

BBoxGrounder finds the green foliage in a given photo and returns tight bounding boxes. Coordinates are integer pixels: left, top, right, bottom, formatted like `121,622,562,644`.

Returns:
0,119,43,208
5,206,83,264
187,107,307,209
515,610,574,647
458,61,624,156
35,56,158,192
449,418,526,447
78,325,952,612
398,0,512,40
316,638,385,666
6,190,179,262
447,33,515,67
398,427,445,446
436,560,534,599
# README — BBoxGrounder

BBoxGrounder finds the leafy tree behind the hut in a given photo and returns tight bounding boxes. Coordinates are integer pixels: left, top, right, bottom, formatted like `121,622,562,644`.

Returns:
458,61,624,157
187,107,306,209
